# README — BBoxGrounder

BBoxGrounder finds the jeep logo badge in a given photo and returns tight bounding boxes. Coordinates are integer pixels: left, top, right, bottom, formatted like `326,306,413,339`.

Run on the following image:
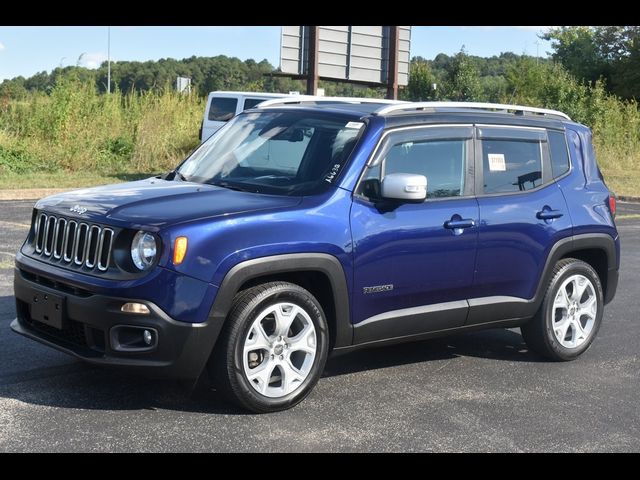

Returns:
70,205,88,215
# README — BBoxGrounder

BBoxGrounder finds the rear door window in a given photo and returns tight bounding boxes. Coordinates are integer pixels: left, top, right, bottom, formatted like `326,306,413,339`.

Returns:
208,97,238,122
477,127,548,194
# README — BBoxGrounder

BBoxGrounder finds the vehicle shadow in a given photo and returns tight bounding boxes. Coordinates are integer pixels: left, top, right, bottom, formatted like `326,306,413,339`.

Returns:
1,308,539,415
324,327,536,378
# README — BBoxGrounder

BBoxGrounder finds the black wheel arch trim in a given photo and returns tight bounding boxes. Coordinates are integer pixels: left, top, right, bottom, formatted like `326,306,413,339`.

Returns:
536,233,617,305
208,253,352,348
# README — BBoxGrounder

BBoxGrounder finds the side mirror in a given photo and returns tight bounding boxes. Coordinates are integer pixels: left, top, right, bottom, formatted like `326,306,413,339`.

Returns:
381,173,427,202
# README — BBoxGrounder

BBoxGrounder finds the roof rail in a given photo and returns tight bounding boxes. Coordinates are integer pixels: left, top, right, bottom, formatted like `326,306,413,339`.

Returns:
374,101,571,120
258,95,406,108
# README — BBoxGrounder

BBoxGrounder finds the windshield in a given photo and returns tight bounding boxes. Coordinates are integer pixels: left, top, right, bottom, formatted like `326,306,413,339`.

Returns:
178,111,364,195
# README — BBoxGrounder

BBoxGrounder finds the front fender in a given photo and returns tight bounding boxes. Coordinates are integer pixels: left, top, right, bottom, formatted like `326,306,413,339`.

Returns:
207,253,352,349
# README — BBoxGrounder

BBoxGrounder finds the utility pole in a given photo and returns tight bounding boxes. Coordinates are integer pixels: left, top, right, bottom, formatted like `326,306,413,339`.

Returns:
386,26,400,100
107,26,111,93
535,40,541,65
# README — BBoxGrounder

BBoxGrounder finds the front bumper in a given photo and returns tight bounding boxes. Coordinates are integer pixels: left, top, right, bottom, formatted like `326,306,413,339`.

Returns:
11,267,224,381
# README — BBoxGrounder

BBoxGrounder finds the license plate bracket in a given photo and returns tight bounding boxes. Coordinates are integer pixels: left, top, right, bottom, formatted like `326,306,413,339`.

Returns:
31,290,65,330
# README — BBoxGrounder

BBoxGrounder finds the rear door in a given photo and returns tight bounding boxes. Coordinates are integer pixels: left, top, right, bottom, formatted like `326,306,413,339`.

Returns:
469,125,572,324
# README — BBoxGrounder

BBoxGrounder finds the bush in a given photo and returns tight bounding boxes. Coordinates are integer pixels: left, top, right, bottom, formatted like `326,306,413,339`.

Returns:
501,57,640,195
0,74,205,177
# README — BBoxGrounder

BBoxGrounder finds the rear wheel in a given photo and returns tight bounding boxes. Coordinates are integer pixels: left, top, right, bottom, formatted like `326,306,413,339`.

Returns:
521,258,603,361
210,282,329,413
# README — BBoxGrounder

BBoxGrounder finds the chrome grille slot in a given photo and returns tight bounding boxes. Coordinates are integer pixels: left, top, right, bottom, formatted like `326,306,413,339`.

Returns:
74,223,89,265
43,216,57,256
53,218,66,259
63,221,77,262
30,212,115,273
85,225,101,268
35,214,47,253
98,229,114,272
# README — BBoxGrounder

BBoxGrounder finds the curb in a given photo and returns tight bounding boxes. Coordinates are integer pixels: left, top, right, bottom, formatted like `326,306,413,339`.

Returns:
617,195,640,204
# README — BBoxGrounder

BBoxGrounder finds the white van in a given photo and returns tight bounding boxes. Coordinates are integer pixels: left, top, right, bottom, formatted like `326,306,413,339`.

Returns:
200,91,295,142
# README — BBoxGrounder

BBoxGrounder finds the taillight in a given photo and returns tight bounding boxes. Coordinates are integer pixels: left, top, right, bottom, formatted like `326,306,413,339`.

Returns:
608,194,617,219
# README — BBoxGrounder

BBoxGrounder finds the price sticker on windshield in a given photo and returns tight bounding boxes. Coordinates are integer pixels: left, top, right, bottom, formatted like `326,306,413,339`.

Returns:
345,121,364,129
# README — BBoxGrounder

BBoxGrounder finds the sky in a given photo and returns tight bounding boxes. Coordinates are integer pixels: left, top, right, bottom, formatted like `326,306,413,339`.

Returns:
0,26,555,82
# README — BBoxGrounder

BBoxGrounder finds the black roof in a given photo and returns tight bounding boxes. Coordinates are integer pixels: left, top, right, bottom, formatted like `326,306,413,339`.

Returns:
382,110,567,130
256,103,570,129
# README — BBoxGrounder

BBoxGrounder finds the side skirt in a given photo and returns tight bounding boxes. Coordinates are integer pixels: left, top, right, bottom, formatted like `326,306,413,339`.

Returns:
332,316,527,356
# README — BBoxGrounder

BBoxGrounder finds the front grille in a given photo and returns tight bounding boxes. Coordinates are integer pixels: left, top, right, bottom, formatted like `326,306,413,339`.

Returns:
27,316,89,348
33,212,114,272
19,269,93,297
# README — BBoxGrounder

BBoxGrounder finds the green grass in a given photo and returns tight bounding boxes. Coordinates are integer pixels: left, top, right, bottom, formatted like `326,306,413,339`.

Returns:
0,171,155,190
2,72,640,197
0,76,203,180
599,170,640,198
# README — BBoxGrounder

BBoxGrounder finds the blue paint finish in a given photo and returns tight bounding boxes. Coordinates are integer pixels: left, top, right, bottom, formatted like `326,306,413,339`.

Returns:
35,179,301,231
162,188,354,290
559,124,620,269
350,197,479,324
17,108,620,340
474,183,572,300
16,251,217,323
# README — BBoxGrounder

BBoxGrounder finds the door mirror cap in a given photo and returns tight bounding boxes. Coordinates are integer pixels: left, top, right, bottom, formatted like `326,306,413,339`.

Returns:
381,173,427,202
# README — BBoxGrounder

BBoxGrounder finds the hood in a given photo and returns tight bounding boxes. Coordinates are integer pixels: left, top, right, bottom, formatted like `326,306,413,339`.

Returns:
35,178,302,228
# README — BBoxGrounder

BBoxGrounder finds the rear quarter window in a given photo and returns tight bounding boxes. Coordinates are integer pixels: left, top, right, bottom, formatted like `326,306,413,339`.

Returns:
548,130,571,178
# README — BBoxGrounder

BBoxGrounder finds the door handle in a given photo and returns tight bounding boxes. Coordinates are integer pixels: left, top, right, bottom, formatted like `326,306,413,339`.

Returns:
536,209,563,220
444,218,475,229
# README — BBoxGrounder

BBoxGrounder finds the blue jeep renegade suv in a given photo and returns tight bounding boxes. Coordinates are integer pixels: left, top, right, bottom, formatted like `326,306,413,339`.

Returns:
11,99,620,412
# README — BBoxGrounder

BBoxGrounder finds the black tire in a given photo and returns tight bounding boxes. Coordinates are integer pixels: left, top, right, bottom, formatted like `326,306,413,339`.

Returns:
521,258,604,361
209,281,329,413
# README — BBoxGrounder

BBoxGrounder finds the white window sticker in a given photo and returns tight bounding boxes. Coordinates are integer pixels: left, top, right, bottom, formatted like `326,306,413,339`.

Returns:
488,153,506,171
345,121,364,129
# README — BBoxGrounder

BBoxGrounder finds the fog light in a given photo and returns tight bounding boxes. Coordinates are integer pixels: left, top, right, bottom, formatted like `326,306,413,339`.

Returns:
121,302,150,315
110,325,158,352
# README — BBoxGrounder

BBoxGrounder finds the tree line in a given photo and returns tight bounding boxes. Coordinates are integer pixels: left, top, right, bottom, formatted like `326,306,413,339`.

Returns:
1,26,638,104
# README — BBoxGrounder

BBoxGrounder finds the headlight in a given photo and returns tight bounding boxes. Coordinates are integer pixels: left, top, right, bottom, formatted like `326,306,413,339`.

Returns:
131,231,157,270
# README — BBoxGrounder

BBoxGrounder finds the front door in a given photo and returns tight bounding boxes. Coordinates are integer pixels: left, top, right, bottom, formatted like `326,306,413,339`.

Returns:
350,126,479,344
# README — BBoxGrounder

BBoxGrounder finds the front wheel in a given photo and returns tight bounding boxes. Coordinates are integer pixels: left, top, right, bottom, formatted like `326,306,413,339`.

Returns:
521,258,604,361
210,282,329,413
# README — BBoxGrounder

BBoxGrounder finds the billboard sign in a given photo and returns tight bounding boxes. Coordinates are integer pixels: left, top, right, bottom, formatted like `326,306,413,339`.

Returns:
280,26,411,86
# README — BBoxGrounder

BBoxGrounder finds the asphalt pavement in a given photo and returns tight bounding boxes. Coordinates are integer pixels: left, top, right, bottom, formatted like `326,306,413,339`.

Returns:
0,199,638,452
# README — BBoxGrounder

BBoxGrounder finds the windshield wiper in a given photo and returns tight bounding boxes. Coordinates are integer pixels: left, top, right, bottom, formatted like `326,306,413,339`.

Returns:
209,180,256,193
